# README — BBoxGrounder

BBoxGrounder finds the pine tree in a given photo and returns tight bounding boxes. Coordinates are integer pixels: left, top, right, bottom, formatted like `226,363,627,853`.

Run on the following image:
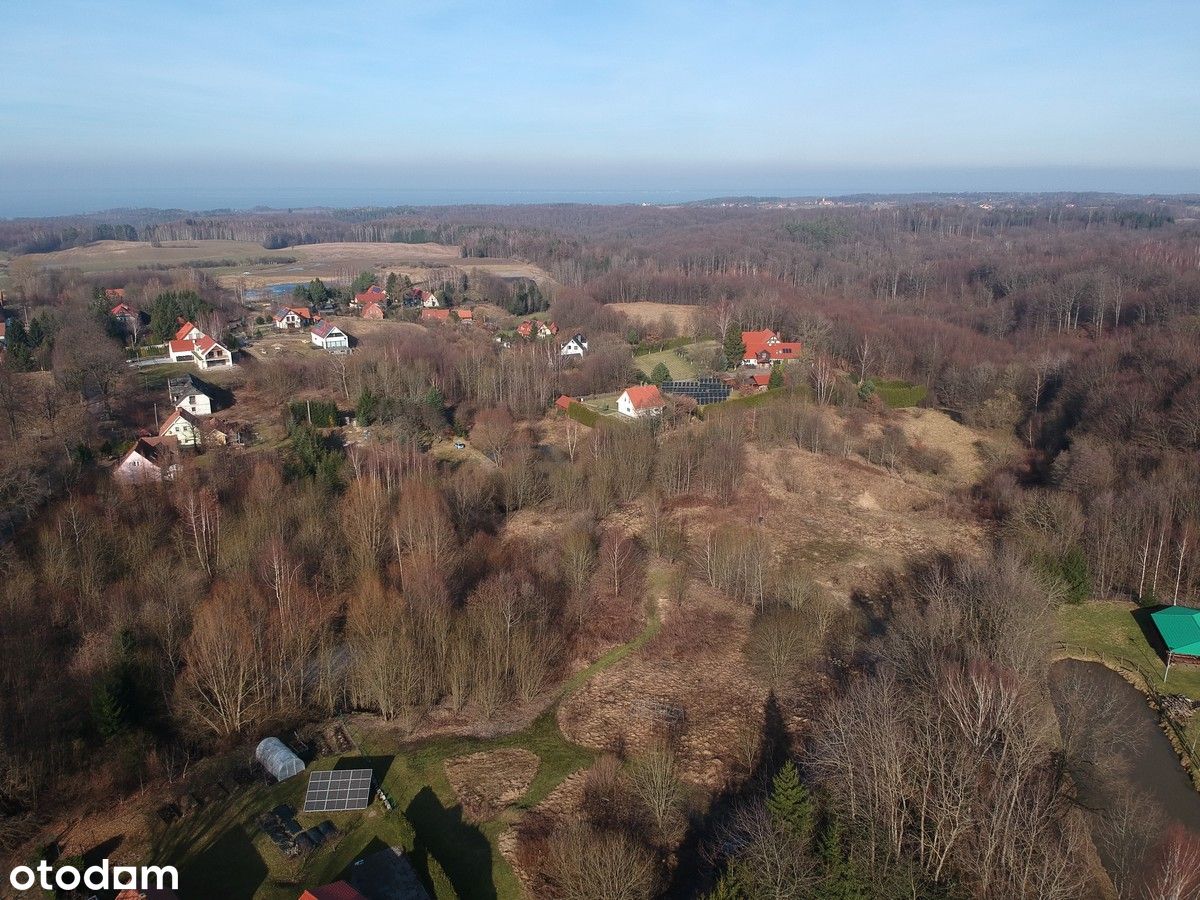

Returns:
818,814,870,900
428,853,458,899
768,364,783,389
651,361,672,384
91,679,127,740
723,324,746,369
706,870,745,900
767,760,813,840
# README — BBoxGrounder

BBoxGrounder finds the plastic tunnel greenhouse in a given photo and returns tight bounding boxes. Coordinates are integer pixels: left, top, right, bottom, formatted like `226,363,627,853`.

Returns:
256,737,305,781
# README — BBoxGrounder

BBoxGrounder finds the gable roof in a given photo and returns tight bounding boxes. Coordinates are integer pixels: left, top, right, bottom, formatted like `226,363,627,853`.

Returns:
1151,606,1200,656
742,329,802,361
622,384,665,410
169,339,195,354
123,435,178,467
168,373,211,399
175,322,200,341
194,335,224,356
312,320,344,339
354,285,386,305
159,408,201,434
110,302,135,317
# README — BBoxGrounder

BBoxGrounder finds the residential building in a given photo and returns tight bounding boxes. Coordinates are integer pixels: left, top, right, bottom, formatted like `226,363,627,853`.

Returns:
168,374,217,415
560,333,589,357
361,301,385,320
110,302,142,333
115,436,178,483
617,384,665,418
353,285,387,308
311,320,350,353
741,329,802,366
159,408,202,447
299,882,368,900
420,290,440,308
273,306,312,329
192,335,233,369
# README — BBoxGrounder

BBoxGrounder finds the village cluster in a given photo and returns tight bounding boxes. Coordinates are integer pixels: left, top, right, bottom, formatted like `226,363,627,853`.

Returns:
95,281,805,488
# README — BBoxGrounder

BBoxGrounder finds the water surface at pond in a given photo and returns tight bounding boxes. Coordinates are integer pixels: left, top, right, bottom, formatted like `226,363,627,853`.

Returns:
1051,659,1200,832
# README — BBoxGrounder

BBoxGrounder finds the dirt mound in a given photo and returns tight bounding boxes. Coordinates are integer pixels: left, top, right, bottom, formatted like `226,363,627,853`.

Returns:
898,408,1003,486
443,748,540,822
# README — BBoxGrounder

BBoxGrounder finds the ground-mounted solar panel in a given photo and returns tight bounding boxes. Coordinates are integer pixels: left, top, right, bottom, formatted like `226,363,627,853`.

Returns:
661,379,731,406
302,768,374,812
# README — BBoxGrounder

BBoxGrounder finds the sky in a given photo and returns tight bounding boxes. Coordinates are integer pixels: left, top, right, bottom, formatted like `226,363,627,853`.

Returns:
1,0,1198,216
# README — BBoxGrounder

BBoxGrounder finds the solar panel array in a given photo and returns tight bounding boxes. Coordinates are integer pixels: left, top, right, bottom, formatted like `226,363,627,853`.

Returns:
661,379,731,406
302,768,373,812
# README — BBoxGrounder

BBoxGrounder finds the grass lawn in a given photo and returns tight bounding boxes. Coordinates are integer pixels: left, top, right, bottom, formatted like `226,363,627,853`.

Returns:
632,340,717,382
1057,600,1200,764
1057,601,1200,699
582,391,623,417
153,592,665,900
874,379,928,408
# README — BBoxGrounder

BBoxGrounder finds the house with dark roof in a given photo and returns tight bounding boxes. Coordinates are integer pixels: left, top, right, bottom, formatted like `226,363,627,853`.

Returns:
115,436,179,483
560,333,588,357
168,374,217,415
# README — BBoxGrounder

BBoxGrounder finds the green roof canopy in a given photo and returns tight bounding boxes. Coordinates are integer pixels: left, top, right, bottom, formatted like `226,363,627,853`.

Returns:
1150,606,1200,656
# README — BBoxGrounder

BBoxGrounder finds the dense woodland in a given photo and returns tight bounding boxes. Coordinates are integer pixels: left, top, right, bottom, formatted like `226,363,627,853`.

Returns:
1,196,1200,897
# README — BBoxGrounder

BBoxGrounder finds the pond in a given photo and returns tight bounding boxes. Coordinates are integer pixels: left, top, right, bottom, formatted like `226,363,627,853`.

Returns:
1052,660,1200,828
246,282,304,302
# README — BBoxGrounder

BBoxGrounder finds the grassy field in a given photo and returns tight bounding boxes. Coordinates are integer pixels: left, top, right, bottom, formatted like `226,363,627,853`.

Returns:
874,379,928,408
152,594,664,899
632,340,718,382
1057,600,1200,699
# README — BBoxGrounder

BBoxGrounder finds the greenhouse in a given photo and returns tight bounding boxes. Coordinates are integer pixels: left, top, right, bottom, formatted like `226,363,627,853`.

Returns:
256,737,305,781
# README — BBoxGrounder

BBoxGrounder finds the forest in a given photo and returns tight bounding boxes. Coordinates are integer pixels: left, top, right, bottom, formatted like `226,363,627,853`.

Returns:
0,193,1199,899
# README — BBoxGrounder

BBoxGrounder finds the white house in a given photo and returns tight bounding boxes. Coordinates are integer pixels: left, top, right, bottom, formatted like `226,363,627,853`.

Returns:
272,306,312,329
560,333,589,358
159,409,202,447
192,336,233,370
311,320,350,353
114,436,178,483
617,384,665,419
421,291,440,308
169,375,216,416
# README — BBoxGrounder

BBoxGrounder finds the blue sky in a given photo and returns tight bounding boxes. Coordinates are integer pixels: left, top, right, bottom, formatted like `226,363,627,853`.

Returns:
1,0,1197,214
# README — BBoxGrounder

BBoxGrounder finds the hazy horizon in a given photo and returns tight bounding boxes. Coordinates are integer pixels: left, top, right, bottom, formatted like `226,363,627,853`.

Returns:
3,0,1198,217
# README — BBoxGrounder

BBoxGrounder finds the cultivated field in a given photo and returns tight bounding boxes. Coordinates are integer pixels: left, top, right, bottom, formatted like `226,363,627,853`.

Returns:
21,239,552,285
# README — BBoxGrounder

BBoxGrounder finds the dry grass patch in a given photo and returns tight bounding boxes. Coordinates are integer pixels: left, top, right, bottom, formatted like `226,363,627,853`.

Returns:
444,748,541,822
608,301,698,330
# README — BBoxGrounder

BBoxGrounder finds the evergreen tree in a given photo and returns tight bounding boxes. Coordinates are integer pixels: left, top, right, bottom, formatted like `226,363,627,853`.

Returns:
768,364,783,389
651,361,672,384
356,388,379,426
91,680,127,741
706,870,745,900
351,270,377,294
767,760,813,840
428,853,458,899
818,815,870,900
723,324,746,369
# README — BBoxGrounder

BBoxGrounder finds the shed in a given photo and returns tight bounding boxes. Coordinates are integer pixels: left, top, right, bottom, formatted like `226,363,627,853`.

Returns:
256,737,304,781
1150,605,1200,681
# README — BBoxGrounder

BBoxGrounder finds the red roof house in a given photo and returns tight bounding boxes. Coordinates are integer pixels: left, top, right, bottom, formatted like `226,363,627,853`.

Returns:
555,395,574,412
361,301,385,320
617,385,666,418
353,285,387,307
741,329,803,365
420,308,451,323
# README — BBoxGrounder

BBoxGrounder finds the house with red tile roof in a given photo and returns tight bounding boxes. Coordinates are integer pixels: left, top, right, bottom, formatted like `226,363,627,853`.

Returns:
175,322,204,342
741,329,802,366
617,384,665,419
361,301,385,320
517,320,534,338
192,335,233,369
353,285,387,307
